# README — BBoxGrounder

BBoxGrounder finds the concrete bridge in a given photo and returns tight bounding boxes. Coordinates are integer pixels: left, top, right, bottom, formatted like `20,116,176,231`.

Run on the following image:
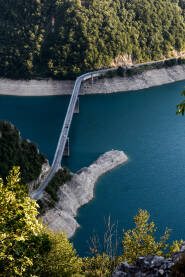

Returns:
31,69,112,200
30,56,182,200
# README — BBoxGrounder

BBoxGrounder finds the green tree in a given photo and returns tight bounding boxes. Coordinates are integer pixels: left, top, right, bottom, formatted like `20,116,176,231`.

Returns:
1,0,185,79
38,230,83,277
0,0,45,79
0,166,51,277
176,90,185,115
0,120,46,184
121,209,183,264
121,209,170,264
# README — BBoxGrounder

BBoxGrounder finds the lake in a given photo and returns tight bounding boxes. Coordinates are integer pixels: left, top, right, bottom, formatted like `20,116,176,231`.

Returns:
0,80,185,256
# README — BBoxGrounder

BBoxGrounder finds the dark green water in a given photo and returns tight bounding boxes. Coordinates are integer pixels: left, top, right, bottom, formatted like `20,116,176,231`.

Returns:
0,80,185,256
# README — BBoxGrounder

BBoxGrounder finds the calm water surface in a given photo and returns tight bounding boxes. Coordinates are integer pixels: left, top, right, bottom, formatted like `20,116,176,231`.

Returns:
0,81,185,256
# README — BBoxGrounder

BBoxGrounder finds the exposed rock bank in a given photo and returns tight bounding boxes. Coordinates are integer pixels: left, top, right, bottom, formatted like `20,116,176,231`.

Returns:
0,64,185,96
28,161,50,193
42,150,128,238
82,64,185,94
112,243,185,277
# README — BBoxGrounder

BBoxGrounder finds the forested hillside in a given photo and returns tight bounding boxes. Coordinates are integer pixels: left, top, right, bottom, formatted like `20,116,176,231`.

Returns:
0,120,46,184
0,0,185,79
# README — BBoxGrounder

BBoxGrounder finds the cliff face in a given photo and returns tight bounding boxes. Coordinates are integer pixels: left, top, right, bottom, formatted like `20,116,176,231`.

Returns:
112,243,185,277
42,150,128,238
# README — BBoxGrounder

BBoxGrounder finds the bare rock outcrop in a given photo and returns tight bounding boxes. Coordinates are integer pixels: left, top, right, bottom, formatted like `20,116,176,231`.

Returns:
112,243,185,277
28,161,50,193
42,150,128,238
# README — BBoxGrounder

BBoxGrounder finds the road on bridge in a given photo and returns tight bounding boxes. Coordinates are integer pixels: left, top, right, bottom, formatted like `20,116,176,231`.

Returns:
30,59,174,200
30,70,108,200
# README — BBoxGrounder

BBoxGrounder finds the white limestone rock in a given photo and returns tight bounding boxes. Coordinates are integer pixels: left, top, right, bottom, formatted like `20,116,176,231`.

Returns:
42,150,128,238
0,64,185,96
42,209,79,238
28,161,50,193
82,64,185,94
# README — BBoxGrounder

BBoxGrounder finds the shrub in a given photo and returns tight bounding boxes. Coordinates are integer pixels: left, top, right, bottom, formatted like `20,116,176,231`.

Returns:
121,209,184,264
45,185,58,202
153,61,164,69
117,66,125,77
181,58,185,64
164,58,177,67
82,254,114,277
126,68,135,76
45,167,72,205
126,67,143,76
0,167,51,277
38,231,83,277
121,209,170,264
105,70,117,78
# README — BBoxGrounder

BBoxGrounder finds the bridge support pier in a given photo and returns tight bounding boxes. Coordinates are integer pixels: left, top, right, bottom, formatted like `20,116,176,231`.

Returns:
74,97,79,113
64,137,70,157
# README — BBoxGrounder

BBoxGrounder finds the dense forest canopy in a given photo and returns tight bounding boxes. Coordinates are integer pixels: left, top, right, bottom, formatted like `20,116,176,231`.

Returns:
0,0,185,79
0,120,46,184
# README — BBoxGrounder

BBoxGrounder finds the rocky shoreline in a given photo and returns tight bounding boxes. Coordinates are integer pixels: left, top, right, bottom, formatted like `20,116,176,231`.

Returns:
82,64,185,94
112,243,185,277
0,64,185,96
42,150,128,238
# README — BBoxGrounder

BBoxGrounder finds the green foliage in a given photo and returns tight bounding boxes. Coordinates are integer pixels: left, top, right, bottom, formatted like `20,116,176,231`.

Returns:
105,70,117,78
1,171,185,277
167,240,184,258
1,0,185,79
0,0,45,79
0,166,51,277
176,90,185,115
153,61,165,69
82,254,114,277
45,166,72,206
37,230,83,277
117,66,125,77
164,58,177,67
126,67,139,76
0,120,46,184
121,209,184,265
0,167,83,277
121,209,170,264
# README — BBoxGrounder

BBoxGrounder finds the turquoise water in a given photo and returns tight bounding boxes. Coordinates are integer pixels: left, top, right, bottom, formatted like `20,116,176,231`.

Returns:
0,81,185,256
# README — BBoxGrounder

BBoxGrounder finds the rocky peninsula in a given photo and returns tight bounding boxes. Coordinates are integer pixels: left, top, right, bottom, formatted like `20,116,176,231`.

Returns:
42,150,128,238
0,63,185,96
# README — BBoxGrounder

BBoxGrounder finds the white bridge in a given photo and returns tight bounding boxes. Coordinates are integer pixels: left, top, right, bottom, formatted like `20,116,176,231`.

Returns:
31,69,111,200
30,57,180,200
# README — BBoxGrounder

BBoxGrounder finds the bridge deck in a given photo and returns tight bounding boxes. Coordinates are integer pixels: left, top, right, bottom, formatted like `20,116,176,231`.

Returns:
30,68,118,200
